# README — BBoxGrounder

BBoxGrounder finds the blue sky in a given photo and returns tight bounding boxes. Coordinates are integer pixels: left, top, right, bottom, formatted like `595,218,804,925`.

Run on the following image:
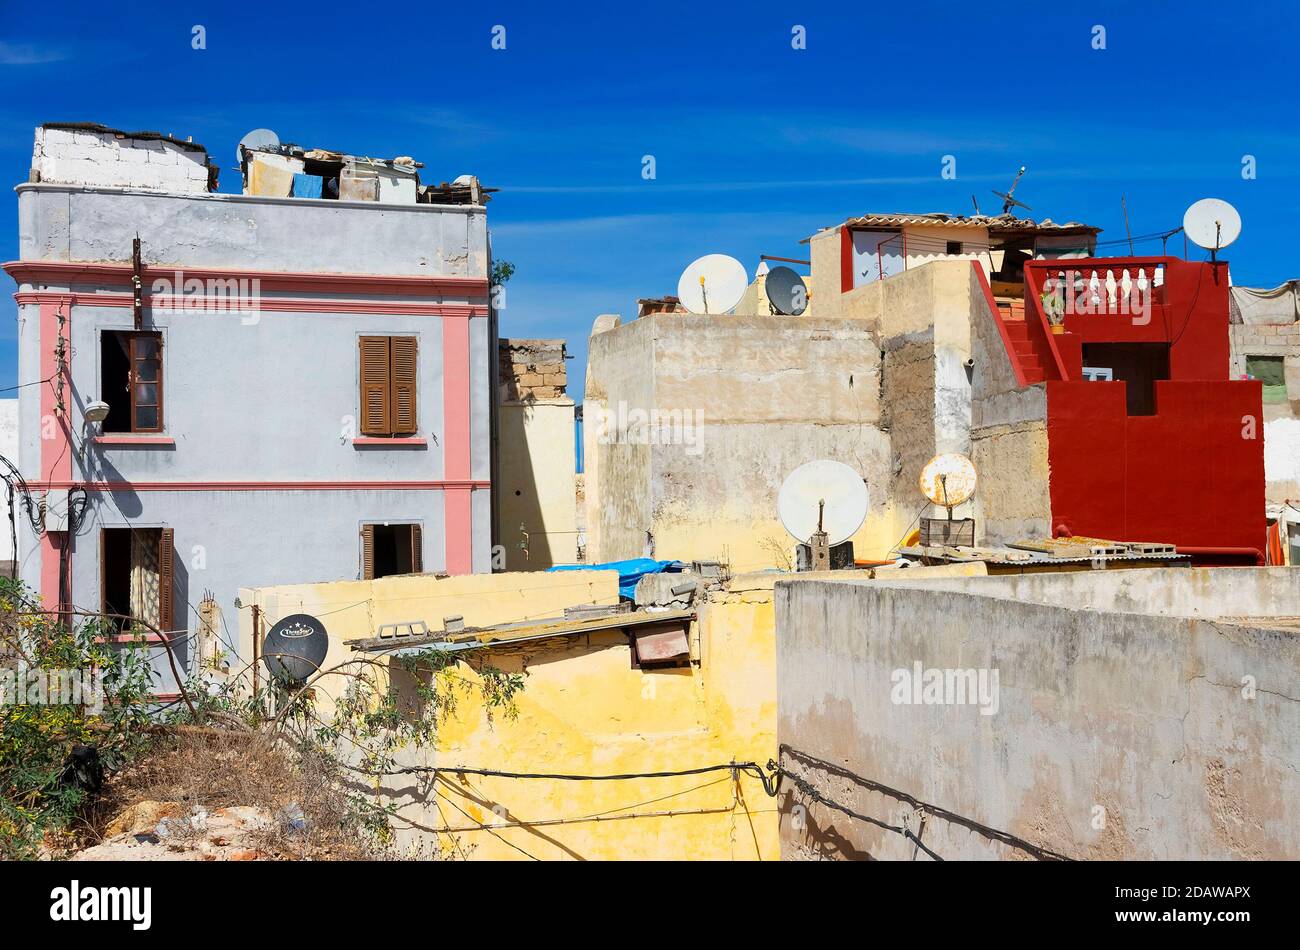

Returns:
1,0,1298,393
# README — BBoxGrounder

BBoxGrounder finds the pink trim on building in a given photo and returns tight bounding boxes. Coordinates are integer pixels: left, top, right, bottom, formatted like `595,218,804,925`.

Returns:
3,260,490,300
442,314,473,574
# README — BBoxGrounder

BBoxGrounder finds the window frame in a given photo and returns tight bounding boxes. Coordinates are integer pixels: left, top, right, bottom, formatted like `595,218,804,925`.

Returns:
101,329,164,434
358,334,419,438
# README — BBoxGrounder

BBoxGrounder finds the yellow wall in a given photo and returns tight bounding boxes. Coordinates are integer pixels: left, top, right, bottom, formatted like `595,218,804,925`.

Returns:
237,569,780,860
496,400,579,570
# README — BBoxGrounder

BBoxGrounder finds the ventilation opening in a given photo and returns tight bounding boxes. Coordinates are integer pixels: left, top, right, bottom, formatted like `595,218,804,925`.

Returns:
1080,342,1170,416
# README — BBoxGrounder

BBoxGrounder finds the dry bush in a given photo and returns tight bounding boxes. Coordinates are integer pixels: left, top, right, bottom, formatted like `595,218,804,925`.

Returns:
88,730,391,860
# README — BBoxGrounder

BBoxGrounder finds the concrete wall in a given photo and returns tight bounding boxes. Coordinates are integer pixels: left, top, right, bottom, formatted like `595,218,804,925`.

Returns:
239,569,779,860
968,264,1052,545
1230,322,1300,502
776,568,1300,860
584,311,895,571
11,181,493,679
17,184,488,277
497,402,578,569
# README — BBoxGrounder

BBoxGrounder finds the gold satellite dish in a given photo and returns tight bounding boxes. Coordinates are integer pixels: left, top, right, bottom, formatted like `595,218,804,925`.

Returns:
919,453,977,509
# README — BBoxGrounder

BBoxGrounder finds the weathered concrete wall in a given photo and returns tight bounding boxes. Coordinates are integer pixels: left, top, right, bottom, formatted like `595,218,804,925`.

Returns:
1230,321,1300,501
18,184,488,276
584,311,895,570
776,568,1300,860
497,338,577,569
497,402,578,569
968,264,1051,545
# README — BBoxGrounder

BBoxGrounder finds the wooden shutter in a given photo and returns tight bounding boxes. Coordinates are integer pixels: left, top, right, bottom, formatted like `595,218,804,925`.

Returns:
359,337,391,435
409,523,423,574
158,528,175,633
361,524,375,580
389,337,418,435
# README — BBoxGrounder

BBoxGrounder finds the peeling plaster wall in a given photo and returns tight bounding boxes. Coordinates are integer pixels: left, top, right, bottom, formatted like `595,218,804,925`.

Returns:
776,568,1300,860
968,265,1051,545
17,184,487,277
585,312,894,569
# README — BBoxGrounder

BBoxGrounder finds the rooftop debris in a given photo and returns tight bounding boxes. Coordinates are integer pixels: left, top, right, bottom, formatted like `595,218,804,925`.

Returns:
240,139,495,206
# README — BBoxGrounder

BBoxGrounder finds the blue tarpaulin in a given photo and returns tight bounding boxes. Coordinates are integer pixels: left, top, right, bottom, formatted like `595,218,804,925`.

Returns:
292,173,323,199
548,558,684,599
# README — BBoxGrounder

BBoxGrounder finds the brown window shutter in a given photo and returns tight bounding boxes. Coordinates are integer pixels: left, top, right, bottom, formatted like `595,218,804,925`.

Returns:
410,523,423,574
389,336,418,435
158,528,175,633
359,337,392,435
361,524,375,580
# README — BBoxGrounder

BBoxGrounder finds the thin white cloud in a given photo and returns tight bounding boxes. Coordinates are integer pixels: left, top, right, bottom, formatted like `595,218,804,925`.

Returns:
0,42,69,66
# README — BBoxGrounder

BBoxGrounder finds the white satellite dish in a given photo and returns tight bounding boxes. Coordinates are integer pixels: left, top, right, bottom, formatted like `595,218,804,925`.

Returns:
1183,198,1241,258
677,254,748,314
236,128,279,164
919,453,977,508
778,460,869,546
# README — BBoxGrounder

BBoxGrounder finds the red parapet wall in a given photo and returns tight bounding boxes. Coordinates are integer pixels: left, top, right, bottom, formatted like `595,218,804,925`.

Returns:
1047,380,1266,558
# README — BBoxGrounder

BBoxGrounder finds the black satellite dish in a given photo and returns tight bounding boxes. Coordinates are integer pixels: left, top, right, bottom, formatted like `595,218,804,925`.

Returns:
764,265,809,315
262,613,329,685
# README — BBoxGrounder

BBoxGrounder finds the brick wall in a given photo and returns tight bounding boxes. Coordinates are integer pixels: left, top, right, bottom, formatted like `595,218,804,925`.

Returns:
1230,323,1300,371
31,125,212,194
499,338,568,402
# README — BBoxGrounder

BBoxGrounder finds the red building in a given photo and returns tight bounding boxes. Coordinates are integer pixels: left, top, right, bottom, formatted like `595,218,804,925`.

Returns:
992,256,1265,563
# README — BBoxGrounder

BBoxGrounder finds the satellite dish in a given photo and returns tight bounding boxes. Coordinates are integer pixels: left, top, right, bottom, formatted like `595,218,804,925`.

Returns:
778,460,870,546
919,453,978,508
236,128,279,164
677,254,747,314
764,265,809,315
262,613,329,685
1183,198,1241,256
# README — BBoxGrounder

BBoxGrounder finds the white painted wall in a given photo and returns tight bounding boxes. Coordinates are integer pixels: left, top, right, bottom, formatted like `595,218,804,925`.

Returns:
32,126,210,194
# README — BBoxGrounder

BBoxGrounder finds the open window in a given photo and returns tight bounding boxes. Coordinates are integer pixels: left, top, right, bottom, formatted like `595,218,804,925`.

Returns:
361,523,423,579
101,331,163,432
1080,342,1170,416
101,527,174,634
359,336,418,436
1247,355,1288,404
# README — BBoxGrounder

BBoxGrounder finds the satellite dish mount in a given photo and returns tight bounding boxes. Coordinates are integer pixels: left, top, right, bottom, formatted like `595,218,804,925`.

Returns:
992,166,1031,216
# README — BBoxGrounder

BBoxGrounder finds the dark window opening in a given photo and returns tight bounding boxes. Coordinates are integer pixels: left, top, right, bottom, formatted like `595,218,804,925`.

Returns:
1081,342,1171,416
946,240,963,255
361,523,423,579
101,527,172,634
1247,355,1288,403
101,331,162,433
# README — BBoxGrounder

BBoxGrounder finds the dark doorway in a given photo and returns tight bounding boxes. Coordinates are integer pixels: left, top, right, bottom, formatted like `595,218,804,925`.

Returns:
1080,343,1171,416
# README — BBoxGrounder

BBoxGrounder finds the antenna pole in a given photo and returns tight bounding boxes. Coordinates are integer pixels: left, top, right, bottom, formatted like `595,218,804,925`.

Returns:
1121,196,1134,255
